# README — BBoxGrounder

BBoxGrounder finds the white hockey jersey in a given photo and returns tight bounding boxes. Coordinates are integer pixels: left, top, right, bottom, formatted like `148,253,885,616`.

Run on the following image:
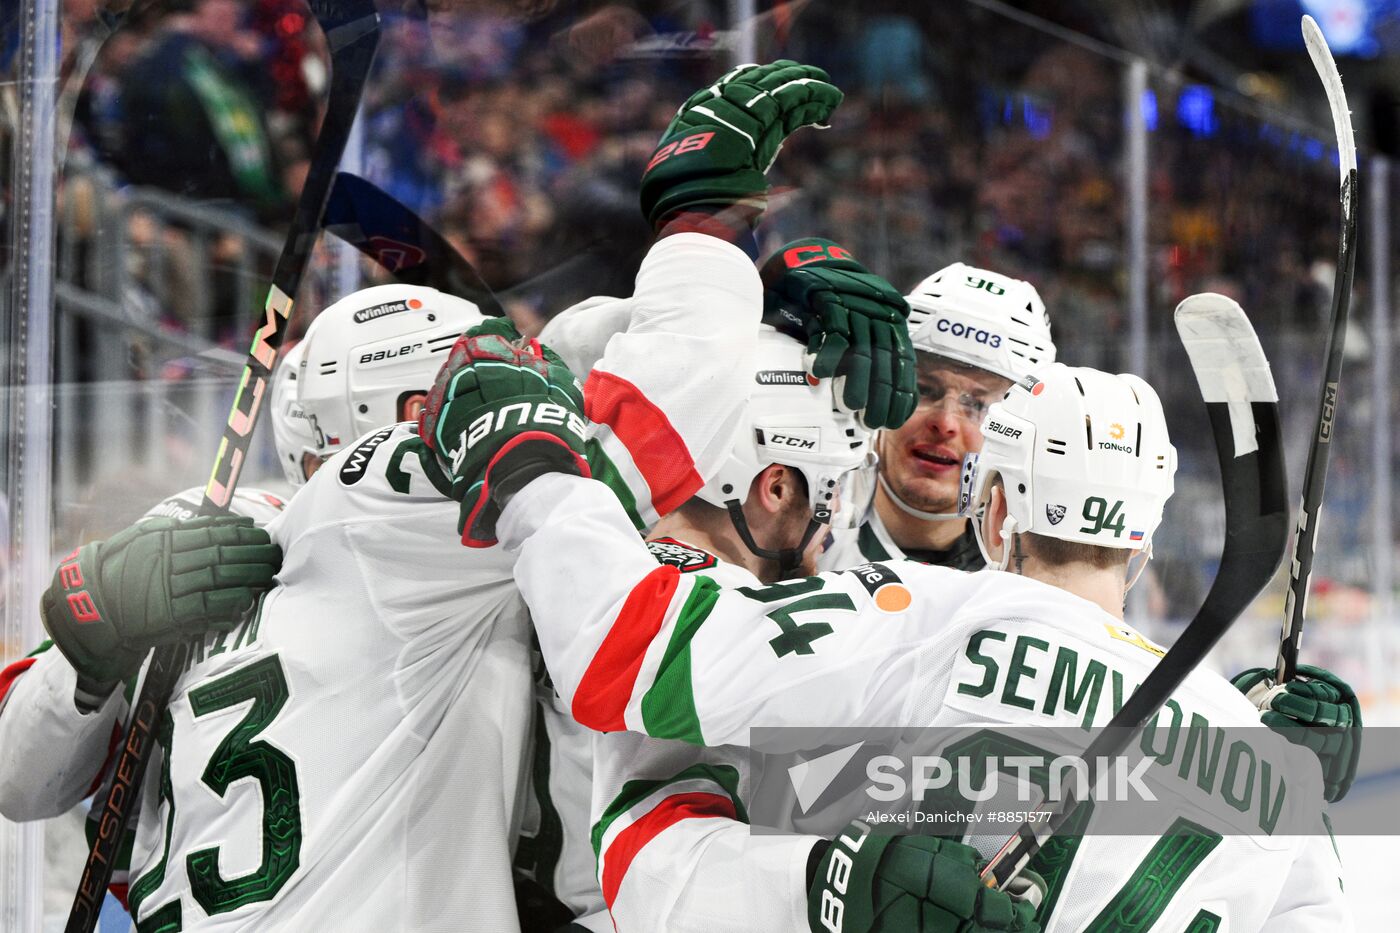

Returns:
0,232,762,931
499,473,1354,932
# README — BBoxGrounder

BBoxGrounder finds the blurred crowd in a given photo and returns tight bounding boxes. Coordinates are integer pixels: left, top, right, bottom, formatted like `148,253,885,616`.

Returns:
2,0,1352,341
0,0,1391,662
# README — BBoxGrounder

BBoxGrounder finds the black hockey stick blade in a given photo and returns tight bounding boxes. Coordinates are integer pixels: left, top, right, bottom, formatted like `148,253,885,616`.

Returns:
325,171,505,317
64,3,381,931
981,294,1289,890
1278,14,1360,683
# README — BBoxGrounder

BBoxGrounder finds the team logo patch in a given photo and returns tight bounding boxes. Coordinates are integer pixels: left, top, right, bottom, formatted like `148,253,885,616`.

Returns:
339,426,397,485
843,562,912,613
646,537,718,572
1046,504,1067,525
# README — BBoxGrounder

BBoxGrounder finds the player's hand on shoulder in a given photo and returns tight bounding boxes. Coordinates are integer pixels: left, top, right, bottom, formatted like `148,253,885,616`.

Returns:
640,60,843,231
41,515,282,709
419,320,590,548
762,238,917,430
1233,663,1362,802
809,821,1042,933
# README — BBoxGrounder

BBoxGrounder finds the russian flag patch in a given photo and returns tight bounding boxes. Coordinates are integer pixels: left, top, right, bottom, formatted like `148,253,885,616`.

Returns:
1129,530,1144,542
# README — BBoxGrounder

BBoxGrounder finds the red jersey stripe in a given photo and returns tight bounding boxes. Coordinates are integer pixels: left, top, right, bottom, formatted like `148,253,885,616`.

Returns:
0,657,36,706
573,565,680,731
584,369,703,517
601,791,738,908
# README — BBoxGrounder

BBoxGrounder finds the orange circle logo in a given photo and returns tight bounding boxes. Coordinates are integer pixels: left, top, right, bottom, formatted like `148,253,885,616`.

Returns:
874,584,912,613
408,298,423,309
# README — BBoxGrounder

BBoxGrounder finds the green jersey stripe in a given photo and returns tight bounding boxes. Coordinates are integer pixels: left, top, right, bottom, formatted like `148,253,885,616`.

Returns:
639,576,721,743
586,439,646,531
590,762,746,862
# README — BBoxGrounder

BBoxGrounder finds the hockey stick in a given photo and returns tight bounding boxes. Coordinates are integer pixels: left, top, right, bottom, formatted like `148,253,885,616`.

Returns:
324,171,505,315
980,293,1289,890
1277,14,1359,683
63,4,380,930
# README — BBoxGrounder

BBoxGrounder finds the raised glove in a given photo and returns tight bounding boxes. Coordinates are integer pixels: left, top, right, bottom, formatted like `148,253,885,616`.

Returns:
809,821,1042,933
420,321,591,547
640,60,843,229
762,238,917,429
40,515,281,704
1233,664,1362,802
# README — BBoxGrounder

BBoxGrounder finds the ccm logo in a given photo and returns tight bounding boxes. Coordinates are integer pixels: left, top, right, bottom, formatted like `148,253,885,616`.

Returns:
451,402,586,470
360,343,423,365
936,318,1002,348
647,132,715,171
783,244,853,268
769,433,816,449
986,420,1022,440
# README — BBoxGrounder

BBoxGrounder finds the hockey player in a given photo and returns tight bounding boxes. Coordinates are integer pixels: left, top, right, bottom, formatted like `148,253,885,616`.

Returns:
810,262,1056,570
1,60,895,931
430,352,1352,931
0,282,482,918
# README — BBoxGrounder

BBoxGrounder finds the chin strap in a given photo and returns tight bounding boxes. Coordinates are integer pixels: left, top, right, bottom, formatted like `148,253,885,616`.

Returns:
724,500,824,579
877,473,962,522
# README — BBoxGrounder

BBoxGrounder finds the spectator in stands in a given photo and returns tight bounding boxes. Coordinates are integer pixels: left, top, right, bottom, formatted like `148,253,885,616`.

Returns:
113,0,287,220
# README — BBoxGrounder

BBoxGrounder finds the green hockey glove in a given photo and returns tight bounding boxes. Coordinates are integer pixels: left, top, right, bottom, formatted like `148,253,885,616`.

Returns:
762,238,917,429
809,822,1043,933
419,324,591,547
1233,664,1362,802
40,515,281,704
640,60,843,229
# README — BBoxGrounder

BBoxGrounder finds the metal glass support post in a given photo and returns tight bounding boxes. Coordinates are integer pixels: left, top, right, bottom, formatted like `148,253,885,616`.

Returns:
1369,156,1392,692
1,0,60,927
1124,57,1149,625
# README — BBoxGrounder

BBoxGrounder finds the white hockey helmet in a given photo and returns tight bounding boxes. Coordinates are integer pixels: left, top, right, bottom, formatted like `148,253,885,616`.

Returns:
270,338,317,487
297,284,487,458
963,363,1177,569
697,327,874,564
906,262,1055,381
143,486,288,527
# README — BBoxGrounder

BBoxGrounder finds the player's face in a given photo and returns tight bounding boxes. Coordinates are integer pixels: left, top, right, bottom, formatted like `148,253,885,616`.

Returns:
881,356,1011,515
